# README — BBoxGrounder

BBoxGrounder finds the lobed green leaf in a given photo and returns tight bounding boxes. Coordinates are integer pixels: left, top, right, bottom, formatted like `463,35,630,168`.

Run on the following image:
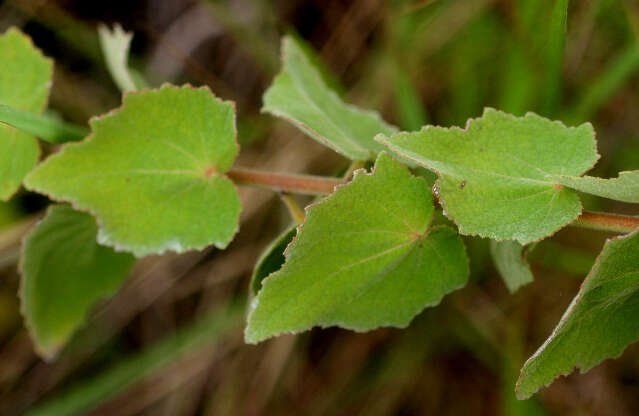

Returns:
377,108,598,244
263,36,397,161
517,228,639,399
25,84,241,257
0,28,53,200
20,205,135,358
245,152,469,343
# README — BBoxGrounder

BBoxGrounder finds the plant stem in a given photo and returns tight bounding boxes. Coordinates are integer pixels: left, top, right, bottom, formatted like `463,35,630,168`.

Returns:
227,168,639,234
572,211,639,234
280,193,306,223
227,167,344,195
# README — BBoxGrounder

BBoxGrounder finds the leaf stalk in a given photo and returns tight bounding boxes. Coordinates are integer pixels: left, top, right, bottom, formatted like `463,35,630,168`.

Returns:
227,167,344,195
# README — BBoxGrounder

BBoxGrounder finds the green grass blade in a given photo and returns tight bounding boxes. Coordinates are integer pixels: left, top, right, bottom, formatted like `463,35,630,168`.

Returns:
542,0,569,116
567,42,639,123
0,105,88,144
24,301,243,416
392,64,429,131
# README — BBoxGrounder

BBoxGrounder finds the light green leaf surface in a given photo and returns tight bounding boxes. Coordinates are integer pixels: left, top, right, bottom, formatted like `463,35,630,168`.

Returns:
490,240,534,293
517,228,639,399
263,36,397,161
551,171,639,203
377,108,598,244
25,85,241,257
0,28,53,200
245,153,469,344
98,23,137,92
20,205,135,358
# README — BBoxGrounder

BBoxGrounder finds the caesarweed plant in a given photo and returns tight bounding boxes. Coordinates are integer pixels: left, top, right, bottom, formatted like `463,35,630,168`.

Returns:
3,19,639,404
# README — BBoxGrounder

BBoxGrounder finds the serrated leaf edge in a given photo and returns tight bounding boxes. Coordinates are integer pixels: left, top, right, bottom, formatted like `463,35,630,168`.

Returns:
515,227,639,399
245,153,469,343
24,84,242,257
375,107,599,244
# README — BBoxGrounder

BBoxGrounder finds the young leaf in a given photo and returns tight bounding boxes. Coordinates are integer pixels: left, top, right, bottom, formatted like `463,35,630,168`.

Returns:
245,152,469,344
25,85,241,257
20,205,135,358
263,36,397,161
0,28,53,200
490,240,534,293
517,228,639,399
550,171,639,203
377,108,598,244
98,23,138,93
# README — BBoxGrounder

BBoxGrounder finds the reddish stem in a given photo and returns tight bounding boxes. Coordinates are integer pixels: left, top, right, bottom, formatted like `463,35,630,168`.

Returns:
227,167,639,234
227,167,344,195
572,211,639,234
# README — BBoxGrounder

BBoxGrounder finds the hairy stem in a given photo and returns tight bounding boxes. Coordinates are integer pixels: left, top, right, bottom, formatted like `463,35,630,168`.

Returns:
572,211,639,234
227,167,344,195
228,168,639,234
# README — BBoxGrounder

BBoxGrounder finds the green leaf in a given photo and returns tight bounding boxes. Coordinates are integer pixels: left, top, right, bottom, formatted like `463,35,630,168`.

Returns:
20,205,135,358
377,108,598,244
249,224,297,298
263,36,397,161
0,28,53,200
25,85,241,257
245,152,469,344
490,240,534,293
98,23,137,92
517,228,639,399
551,171,639,203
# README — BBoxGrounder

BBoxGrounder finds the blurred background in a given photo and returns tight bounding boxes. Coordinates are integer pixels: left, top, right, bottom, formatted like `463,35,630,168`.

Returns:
1,0,639,414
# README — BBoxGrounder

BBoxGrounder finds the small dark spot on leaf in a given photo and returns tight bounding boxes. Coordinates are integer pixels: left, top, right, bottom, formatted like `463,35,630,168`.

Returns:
459,180,466,189
125,177,131,183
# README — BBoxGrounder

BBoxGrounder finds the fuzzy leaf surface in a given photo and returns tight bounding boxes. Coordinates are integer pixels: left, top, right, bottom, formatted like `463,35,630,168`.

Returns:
25,85,241,257
490,240,534,293
551,171,639,203
245,153,469,343
263,36,397,161
0,28,53,200
377,108,598,244
21,205,135,358
517,229,639,399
